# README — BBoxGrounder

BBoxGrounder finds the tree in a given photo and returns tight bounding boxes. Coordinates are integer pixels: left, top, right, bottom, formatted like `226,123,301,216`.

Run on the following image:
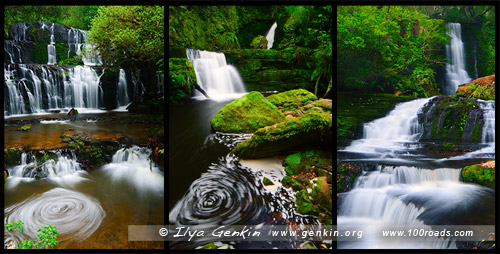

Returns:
87,6,164,102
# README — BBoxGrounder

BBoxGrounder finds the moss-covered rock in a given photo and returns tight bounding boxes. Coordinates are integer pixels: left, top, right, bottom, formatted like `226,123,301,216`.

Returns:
232,111,332,158
262,177,274,186
4,148,21,166
418,96,482,142
20,125,31,131
211,91,286,133
337,162,365,193
250,35,268,49
456,74,495,100
169,58,197,104
283,150,332,176
295,177,332,223
266,89,318,111
461,161,495,189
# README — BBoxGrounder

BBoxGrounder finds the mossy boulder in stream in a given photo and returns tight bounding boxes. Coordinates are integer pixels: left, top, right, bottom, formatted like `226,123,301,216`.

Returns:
461,161,495,189
266,89,318,111
418,96,482,142
211,91,286,133
456,75,495,100
250,35,268,49
232,111,332,158
5,148,22,166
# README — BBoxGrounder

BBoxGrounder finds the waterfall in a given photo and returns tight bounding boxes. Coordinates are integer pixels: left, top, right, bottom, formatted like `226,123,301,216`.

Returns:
47,23,57,65
344,97,433,154
66,66,103,109
4,40,22,64
265,22,277,49
101,146,164,194
117,68,130,107
445,23,471,95
186,48,246,99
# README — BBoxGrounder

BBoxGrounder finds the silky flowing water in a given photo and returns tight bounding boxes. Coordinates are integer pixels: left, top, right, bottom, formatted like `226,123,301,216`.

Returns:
4,114,164,249
338,98,495,249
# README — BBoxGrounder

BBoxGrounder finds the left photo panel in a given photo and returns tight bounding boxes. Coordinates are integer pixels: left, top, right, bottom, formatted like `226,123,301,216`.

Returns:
4,5,165,249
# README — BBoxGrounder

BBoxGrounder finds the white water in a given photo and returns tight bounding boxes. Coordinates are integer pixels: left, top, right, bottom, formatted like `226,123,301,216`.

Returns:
6,152,88,189
338,165,490,249
445,23,471,95
65,66,103,109
265,22,277,49
4,187,105,247
47,23,57,65
344,97,433,155
117,68,130,107
186,48,246,100
101,146,164,195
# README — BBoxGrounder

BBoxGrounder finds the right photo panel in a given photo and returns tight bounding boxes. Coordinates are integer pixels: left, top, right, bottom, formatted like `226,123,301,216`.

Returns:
337,5,495,250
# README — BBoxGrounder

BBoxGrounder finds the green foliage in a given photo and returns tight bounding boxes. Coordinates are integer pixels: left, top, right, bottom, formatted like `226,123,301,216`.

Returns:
462,164,495,189
58,56,84,66
169,6,240,51
5,221,60,249
5,6,98,37
88,6,163,67
266,89,318,111
337,6,447,96
5,221,24,232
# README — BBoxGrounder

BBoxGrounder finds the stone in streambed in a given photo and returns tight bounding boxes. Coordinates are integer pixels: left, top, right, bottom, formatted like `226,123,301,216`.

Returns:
461,161,495,189
250,35,268,49
211,91,286,133
232,111,332,158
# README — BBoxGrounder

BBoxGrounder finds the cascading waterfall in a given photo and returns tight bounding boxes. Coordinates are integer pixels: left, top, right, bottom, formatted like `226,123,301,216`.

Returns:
344,97,433,154
66,65,103,109
101,146,164,194
186,48,246,99
445,23,471,95
47,23,57,65
117,68,130,107
6,151,88,189
265,22,277,49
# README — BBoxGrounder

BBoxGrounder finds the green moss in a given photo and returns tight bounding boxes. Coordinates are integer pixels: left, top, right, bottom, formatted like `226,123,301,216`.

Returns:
462,163,495,189
211,91,286,133
250,35,268,49
266,89,318,111
21,125,31,131
428,96,479,141
4,148,21,166
55,43,68,63
58,56,84,66
169,58,196,105
295,179,331,219
337,162,363,193
233,111,331,158
262,177,274,186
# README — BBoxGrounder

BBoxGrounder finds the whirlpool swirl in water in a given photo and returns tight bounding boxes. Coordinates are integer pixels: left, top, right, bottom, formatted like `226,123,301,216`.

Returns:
169,154,271,225
4,188,105,247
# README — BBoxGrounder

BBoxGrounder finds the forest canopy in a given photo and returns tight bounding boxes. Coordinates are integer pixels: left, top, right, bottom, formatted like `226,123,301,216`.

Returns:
337,6,495,97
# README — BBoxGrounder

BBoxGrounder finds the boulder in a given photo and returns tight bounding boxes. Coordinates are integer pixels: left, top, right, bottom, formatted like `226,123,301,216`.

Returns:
456,74,495,100
266,89,318,111
211,91,286,133
232,111,331,158
250,35,268,49
418,96,483,142
461,161,495,189
67,108,79,115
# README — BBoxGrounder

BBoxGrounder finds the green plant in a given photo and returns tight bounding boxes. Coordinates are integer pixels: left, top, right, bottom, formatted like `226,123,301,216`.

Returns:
5,221,60,249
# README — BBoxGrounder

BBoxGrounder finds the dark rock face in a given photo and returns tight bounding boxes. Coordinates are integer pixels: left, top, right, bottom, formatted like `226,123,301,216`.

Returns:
6,21,87,64
417,96,484,143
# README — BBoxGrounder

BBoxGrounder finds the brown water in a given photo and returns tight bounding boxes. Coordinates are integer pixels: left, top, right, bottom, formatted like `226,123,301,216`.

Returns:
4,113,164,249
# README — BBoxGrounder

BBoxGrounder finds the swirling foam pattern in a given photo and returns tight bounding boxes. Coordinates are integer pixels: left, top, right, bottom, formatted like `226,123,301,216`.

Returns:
4,188,105,246
170,154,271,225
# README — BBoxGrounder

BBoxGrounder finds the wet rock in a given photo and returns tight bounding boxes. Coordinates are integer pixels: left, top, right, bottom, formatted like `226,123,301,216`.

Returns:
232,111,331,158
19,124,31,131
262,177,274,186
461,161,495,189
67,108,79,115
266,89,318,111
456,74,495,100
250,35,268,49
